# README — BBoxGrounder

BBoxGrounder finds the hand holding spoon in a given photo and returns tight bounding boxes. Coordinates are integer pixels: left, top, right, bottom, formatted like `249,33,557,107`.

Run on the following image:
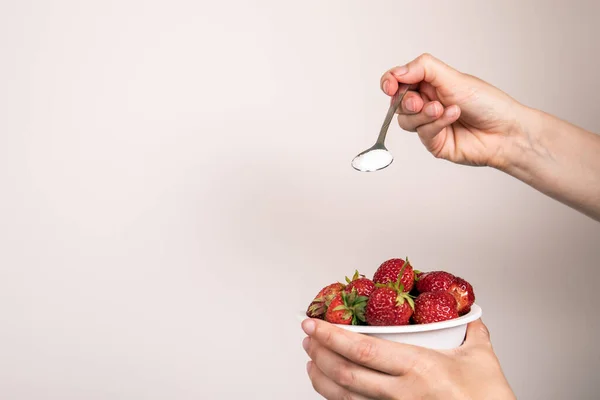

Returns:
351,84,410,172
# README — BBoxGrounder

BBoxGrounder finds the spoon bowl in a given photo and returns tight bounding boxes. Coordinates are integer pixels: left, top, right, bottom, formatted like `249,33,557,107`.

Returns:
351,146,394,172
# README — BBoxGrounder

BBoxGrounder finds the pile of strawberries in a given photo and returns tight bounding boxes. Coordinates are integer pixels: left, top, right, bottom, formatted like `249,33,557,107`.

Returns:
306,257,475,326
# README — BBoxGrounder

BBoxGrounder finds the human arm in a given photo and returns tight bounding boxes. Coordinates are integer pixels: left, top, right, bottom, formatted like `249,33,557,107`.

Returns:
501,106,600,221
380,53,600,221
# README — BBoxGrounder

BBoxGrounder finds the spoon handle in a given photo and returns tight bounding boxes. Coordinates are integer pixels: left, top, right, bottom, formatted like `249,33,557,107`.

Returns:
375,84,410,146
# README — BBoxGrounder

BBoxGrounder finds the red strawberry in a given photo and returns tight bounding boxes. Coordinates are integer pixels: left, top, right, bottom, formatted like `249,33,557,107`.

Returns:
306,282,345,319
365,288,414,326
325,291,369,325
414,271,475,315
412,291,459,324
365,270,415,326
415,271,455,293
448,277,475,315
344,270,376,298
373,258,415,292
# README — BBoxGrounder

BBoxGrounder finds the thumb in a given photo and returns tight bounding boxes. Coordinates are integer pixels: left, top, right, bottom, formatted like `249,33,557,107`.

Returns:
464,318,492,347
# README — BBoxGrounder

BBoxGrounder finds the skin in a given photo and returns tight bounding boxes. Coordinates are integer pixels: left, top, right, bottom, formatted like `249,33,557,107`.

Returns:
302,53,600,398
302,318,515,400
381,53,600,222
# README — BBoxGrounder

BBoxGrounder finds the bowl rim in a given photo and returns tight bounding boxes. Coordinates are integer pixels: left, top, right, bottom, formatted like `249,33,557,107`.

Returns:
298,304,482,333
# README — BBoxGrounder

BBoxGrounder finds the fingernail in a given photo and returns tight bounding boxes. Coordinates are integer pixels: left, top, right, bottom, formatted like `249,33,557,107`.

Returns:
406,98,415,112
306,361,312,373
446,105,458,118
302,319,316,335
392,65,408,76
383,80,389,94
425,103,438,117
302,337,310,351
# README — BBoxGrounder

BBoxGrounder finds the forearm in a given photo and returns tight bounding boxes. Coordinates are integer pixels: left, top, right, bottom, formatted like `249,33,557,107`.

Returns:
500,106,600,221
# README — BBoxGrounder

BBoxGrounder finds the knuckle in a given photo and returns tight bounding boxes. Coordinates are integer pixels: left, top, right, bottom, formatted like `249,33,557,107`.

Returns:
317,324,334,347
432,150,444,159
308,344,319,362
418,52,434,63
415,53,439,84
370,383,391,400
354,339,377,364
340,392,355,400
397,115,416,132
406,349,433,376
420,357,439,375
332,363,355,388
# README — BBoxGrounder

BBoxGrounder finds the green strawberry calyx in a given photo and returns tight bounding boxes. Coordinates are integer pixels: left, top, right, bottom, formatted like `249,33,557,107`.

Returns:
344,269,366,284
413,272,421,281
331,288,369,325
413,260,422,281
307,282,345,316
374,261,415,310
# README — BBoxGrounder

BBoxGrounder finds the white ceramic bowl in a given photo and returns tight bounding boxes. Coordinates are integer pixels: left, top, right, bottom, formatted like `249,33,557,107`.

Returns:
298,304,482,350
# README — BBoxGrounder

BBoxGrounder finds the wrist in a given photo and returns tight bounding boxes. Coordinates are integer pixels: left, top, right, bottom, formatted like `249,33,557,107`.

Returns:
489,103,548,179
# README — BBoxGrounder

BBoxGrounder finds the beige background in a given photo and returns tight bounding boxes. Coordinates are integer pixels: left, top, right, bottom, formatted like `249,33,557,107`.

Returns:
1,0,599,399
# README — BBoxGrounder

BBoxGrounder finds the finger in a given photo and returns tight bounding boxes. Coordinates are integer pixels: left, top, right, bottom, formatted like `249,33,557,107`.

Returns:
416,104,461,143
396,91,425,115
389,53,462,88
417,81,438,103
397,101,444,132
380,71,418,97
380,70,397,96
463,319,492,347
306,361,370,400
304,337,396,399
302,318,422,376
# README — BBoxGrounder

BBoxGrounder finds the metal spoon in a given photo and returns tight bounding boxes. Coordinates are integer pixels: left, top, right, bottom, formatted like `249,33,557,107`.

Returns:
351,84,410,172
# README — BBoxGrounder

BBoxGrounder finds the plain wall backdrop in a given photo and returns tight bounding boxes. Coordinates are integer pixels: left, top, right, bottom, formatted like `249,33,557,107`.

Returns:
1,0,599,399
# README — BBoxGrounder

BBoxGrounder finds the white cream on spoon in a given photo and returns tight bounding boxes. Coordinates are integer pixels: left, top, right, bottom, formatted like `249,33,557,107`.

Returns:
351,148,394,172
351,84,410,172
